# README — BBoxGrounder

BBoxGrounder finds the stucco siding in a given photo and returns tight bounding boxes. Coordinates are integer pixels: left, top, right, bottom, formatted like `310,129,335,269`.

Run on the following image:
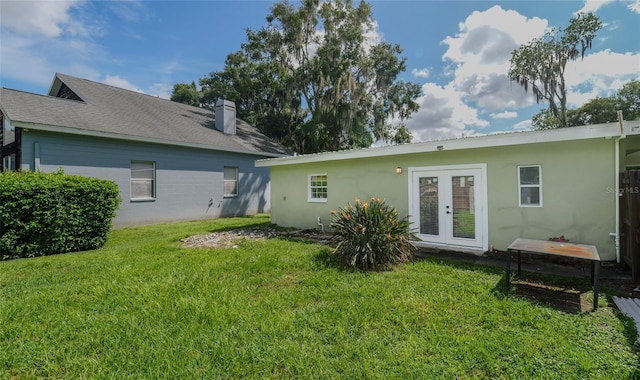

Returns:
269,137,618,260
21,130,271,227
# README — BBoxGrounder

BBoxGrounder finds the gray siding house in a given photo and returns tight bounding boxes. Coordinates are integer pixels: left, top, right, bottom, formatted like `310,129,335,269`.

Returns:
0,73,291,227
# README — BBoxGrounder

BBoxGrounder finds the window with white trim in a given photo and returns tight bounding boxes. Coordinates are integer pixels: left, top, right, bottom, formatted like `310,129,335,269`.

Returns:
518,165,542,207
308,174,328,202
2,154,15,171
130,161,156,200
224,166,238,197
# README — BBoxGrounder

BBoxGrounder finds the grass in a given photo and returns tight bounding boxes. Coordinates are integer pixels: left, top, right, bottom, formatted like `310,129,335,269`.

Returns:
1,215,638,379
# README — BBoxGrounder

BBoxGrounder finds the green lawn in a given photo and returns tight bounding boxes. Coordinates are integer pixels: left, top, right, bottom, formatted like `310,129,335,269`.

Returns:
1,215,638,379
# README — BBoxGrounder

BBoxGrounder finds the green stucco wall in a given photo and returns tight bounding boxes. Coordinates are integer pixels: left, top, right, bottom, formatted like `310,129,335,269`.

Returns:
269,137,621,261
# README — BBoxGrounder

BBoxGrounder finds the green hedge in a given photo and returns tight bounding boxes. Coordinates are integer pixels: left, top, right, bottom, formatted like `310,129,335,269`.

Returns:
0,170,121,260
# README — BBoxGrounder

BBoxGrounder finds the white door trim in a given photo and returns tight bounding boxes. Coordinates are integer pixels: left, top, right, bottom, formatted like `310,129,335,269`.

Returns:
408,163,488,251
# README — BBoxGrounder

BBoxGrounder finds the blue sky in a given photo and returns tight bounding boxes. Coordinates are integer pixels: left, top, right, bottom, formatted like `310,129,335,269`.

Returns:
1,0,638,142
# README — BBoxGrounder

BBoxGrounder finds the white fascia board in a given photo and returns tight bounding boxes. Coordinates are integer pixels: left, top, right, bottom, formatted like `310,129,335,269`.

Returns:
13,121,288,158
256,122,629,167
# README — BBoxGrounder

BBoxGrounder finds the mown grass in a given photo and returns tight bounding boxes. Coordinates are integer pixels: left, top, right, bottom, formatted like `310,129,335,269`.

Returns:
1,215,638,379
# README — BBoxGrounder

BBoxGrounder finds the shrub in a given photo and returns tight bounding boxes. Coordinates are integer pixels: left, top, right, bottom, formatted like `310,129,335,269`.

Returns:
0,170,121,260
330,198,416,270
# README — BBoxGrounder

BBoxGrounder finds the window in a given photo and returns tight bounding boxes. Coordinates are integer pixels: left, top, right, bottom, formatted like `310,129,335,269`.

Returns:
224,166,238,197
518,165,542,207
131,161,155,200
3,118,15,146
308,174,328,202
2,154,15,171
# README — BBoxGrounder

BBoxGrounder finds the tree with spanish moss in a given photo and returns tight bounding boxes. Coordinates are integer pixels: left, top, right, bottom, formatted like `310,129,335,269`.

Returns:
196,0,420,154
509,12,602,128
530,79,640,130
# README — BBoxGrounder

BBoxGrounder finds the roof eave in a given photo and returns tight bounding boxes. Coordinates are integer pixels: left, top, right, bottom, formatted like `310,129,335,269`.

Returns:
256,121,638,167
12,120,288,158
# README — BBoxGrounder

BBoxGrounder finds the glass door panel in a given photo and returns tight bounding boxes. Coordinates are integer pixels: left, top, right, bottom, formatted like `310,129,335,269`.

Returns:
419,177,439,235
451,175,475,239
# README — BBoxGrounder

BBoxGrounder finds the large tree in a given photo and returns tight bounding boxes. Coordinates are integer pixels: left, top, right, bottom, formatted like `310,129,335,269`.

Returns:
196,0,420,154
509,12,602,128
530,79,640,130
170,81,201,107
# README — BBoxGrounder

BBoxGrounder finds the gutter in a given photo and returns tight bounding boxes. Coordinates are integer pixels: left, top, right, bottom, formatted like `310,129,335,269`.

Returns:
612,111,626,263
12,120,288,159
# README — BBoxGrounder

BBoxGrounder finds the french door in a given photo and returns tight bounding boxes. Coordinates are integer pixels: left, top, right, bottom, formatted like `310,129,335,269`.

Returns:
409,165,486,250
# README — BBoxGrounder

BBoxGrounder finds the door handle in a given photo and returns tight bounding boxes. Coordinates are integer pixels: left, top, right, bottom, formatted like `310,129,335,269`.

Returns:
446,211,451,214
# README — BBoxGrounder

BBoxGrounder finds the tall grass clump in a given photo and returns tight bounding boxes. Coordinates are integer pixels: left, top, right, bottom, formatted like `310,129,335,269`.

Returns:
330,197,416,270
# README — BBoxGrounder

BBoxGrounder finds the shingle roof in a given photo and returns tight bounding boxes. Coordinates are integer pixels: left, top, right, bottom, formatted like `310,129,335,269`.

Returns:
0,73,291,157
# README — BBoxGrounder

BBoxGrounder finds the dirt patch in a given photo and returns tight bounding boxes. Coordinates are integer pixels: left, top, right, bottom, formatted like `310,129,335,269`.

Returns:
181,226,280,248
180,225,332,248
512,276,592,313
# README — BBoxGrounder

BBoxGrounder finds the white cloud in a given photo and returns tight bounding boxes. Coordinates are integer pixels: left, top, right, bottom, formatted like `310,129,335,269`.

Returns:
406,4,638,142
0,0,86,38
510,119,533,131
576,0,617,14
565,49,640,107
147,83,173,99
406,82,489,142
629,0,640,13
0,0,107,88
411,68,430,78
441,6,548,112
490,111,518,119
107,0,147,23
103,75,144,93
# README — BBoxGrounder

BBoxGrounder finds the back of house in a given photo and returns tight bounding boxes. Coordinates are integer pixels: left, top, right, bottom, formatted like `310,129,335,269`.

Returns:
257,121,640,263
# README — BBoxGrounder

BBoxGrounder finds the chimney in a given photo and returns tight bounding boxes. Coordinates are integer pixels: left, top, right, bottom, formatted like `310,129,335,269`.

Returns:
215,99,236,135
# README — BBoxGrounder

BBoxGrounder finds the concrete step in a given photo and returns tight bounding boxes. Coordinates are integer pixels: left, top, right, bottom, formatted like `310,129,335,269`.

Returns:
612,296,640,343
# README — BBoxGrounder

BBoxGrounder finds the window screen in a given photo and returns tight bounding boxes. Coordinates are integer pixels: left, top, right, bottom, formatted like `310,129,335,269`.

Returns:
518,165,541,207
224,166,238,197
131,161,155,200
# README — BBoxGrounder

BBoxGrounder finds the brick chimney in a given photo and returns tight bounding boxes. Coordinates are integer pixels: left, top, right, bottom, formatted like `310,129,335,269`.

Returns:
215,99,236,135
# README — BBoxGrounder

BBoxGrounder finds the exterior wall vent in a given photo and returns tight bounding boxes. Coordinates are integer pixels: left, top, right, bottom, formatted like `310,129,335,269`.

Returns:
215,99,236,135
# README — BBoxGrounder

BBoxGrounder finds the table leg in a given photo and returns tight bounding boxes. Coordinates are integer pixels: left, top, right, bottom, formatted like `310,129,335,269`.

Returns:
506,249,511,289
593,261,600,312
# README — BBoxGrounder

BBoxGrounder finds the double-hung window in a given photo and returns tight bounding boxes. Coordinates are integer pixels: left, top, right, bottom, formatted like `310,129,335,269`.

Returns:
308,174,328,202
518,165,542,207
224,166,239,197
131,161,156,200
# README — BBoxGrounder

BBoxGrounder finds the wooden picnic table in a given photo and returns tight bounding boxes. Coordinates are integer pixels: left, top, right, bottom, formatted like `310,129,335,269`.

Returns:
506,238,601,311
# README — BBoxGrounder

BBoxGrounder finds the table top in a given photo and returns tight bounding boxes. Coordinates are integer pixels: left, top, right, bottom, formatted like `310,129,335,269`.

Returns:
507,238,600,261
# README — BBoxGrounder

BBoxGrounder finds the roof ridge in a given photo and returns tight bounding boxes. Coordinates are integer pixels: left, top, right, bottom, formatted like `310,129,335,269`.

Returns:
55,72,208,111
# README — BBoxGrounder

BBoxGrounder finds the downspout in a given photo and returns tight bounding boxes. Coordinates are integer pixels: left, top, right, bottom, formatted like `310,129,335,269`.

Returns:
612,111,626,263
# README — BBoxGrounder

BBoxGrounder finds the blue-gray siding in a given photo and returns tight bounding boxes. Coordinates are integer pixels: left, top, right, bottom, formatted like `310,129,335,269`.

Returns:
21,130,271,227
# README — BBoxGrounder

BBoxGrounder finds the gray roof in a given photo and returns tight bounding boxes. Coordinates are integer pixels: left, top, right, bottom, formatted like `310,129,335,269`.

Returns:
0,73,291,157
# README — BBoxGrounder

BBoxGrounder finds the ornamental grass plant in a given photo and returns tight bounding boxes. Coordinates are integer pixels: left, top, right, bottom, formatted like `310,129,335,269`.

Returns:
330,197,416,270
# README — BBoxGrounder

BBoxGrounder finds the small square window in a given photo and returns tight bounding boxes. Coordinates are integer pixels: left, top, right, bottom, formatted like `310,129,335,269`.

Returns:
308,174,328,202
518,165,542,207
131,161,156,200
224,166,238,197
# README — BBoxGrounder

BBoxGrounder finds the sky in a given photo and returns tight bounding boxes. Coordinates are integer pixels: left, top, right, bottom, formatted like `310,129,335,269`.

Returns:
1,0,639,142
